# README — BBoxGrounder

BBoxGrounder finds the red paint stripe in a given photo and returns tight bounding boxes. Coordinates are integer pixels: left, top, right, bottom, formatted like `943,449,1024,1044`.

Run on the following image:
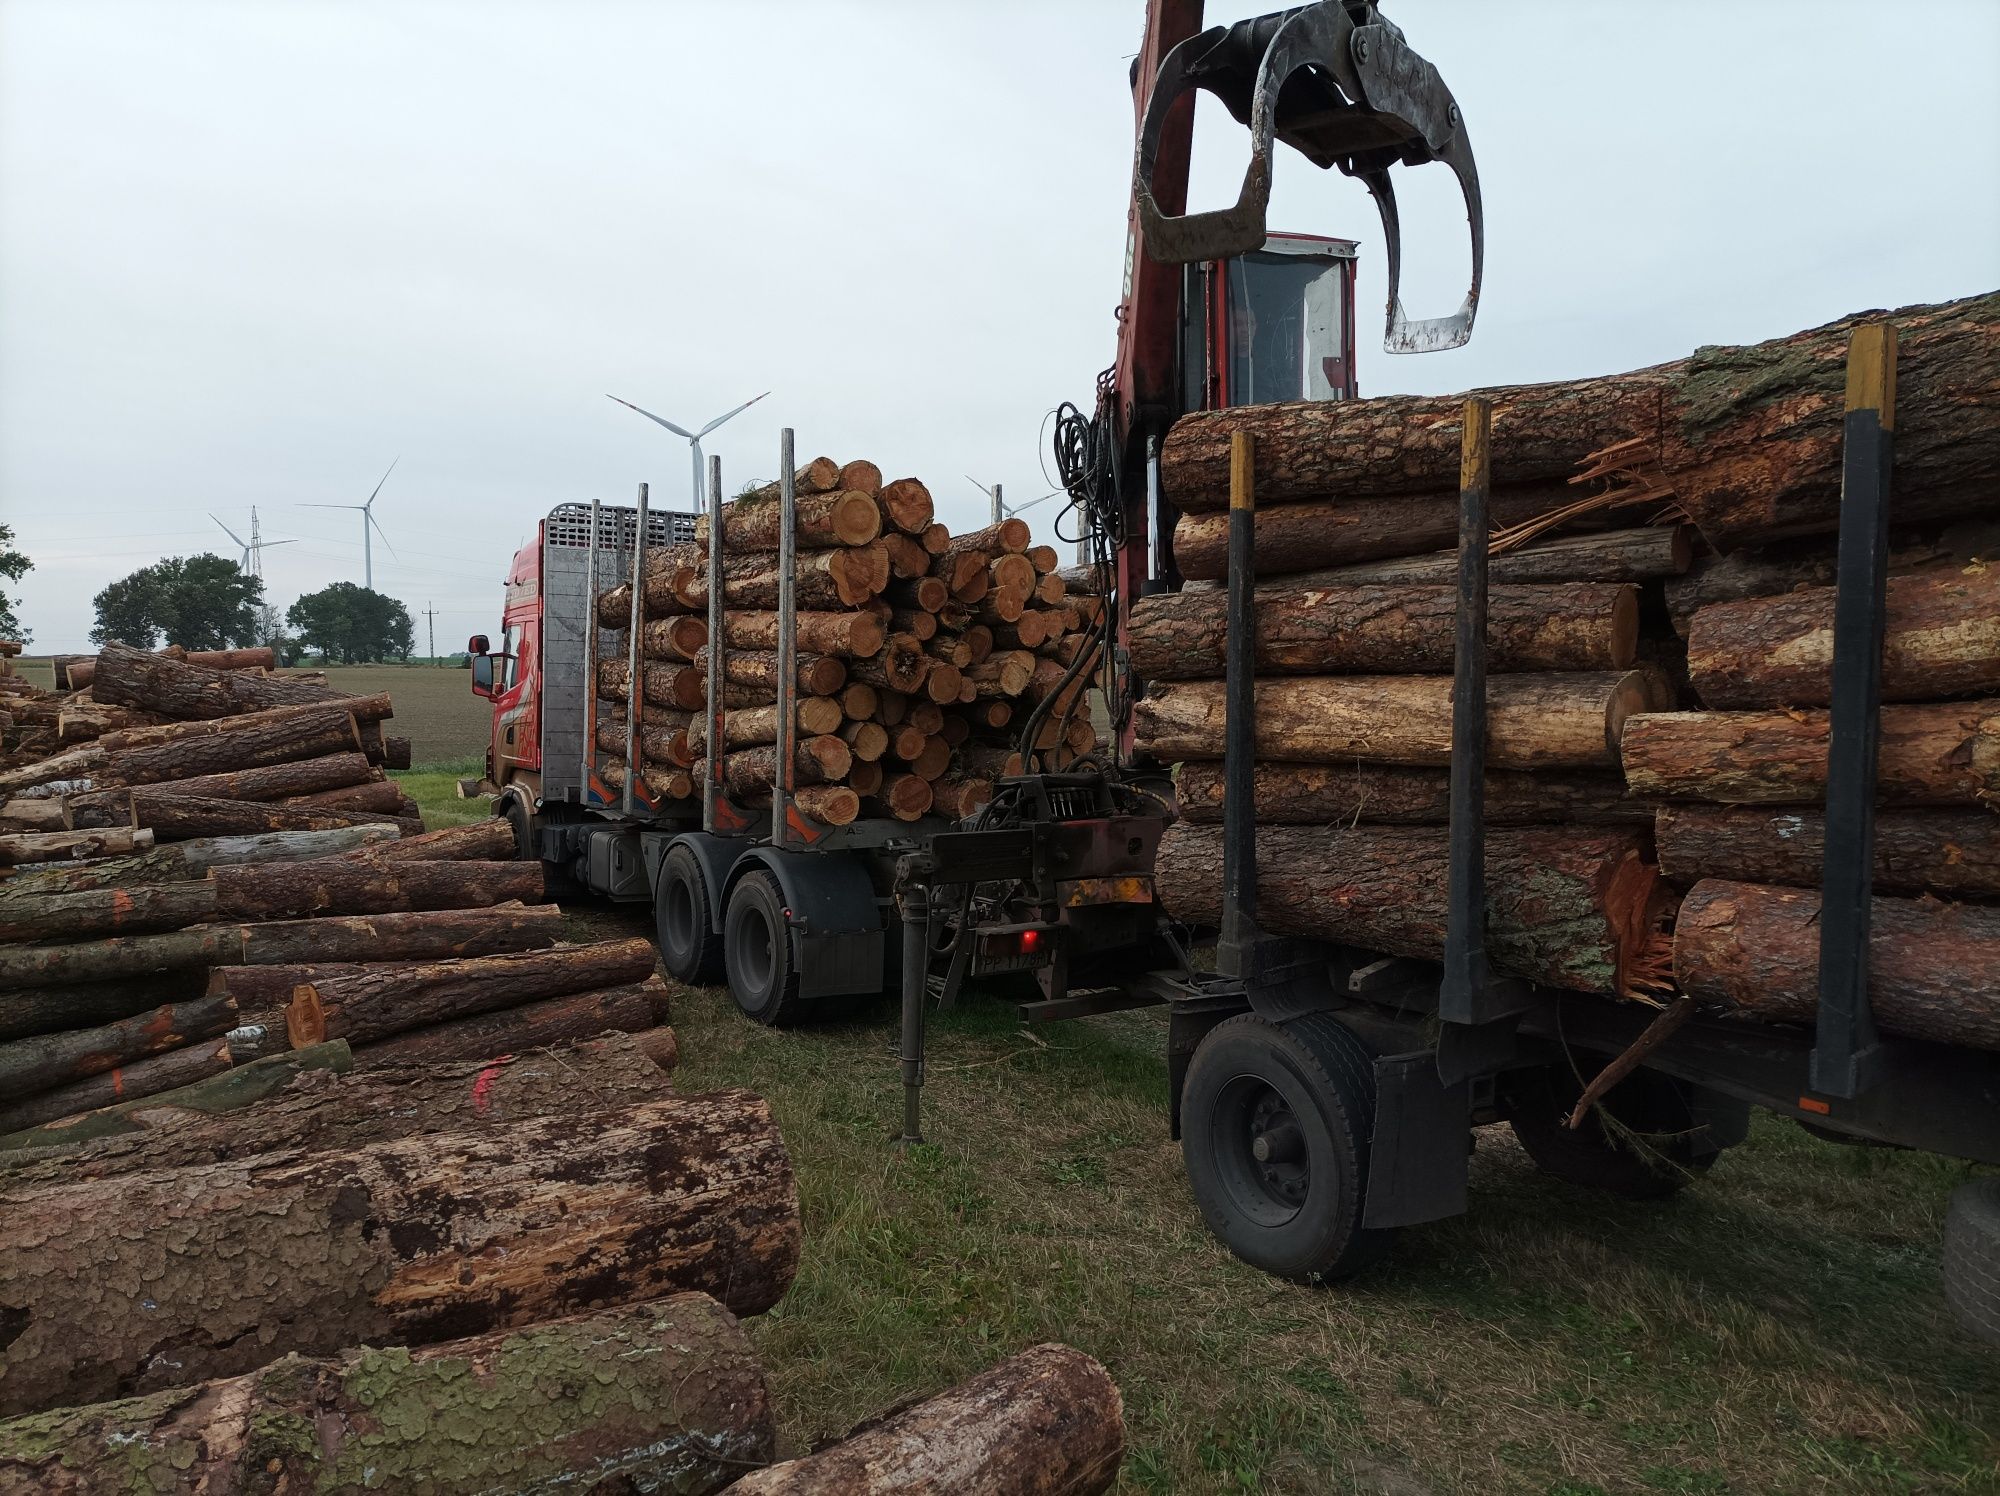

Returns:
470,1061,506,1112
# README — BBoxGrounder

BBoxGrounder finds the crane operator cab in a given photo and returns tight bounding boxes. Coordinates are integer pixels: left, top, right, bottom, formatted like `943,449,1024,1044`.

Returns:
1183,232,1358,411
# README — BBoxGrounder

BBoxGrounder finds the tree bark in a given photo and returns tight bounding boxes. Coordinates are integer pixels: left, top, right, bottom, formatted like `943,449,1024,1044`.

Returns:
0,968,209,1043
1620,699,2000,804
1173,760,1651,826
354,987,667,1067
677,543,891,610
208,859,542,921
279,778,413,815
1686,566,2000,708
1162,293,2000,552
0,826,393,897
1170,489,1564,580
338,818,518,863
0,1038,231,1136
698,738,853,798
0,996,237,1101
931,776,994,820
288,938,659,1047
847,633,932,694
101,709,361,786
1186,525,1693,590
1157,824,1663,995
1137,672,1646,770
943,518,1030,558
94,695,396,752
0,879,219,942
741,457,842,502
71,751,378,810
697,489,882,549
0,1295,777,1496
695,646,848,697
1130,582,1637,681
1673,877,2000,1050
0,826,150,864
0,1042,351,1157
0,798,69,833
0,1091,801,1414
74,793,419,841
1654,804,2000,898
688,697,844,754
88,642,355,720
722,610,886,658
731,1343,1123,1496
875,772,934,821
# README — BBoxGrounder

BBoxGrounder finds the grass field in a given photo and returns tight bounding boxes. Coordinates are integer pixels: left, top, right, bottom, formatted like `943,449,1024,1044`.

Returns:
395,788,1998,1494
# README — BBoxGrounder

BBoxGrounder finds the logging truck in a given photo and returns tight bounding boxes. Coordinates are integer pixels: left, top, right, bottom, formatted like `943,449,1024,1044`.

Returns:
466,0,2000,1344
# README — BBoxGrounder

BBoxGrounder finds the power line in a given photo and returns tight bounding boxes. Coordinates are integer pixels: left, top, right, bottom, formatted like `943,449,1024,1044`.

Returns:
422,602,439,665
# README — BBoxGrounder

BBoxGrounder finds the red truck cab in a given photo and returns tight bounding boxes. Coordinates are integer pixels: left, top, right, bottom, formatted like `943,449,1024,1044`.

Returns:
470,531,545,801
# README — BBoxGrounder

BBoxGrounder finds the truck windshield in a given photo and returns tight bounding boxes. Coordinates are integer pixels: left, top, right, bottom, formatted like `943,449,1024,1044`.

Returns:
1226,251,1348,404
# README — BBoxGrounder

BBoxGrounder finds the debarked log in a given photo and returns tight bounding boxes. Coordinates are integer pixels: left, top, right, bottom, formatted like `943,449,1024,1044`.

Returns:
0,1091,802,1414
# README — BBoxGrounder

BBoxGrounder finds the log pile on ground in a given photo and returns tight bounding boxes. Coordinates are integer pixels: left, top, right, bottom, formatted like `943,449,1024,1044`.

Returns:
592,459,1103,825
1147,290,2000,1040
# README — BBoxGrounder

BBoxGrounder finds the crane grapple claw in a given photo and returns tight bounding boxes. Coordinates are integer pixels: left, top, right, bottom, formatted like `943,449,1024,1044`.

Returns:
1133,1,1483,353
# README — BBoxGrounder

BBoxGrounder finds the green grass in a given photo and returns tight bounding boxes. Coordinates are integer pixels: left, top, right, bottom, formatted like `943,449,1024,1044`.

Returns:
391,756,492,828
394,777,2000,1495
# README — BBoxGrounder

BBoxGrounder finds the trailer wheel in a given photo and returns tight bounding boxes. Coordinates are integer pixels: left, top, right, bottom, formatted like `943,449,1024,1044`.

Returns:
1510,1068,1714,1201
1180,1012,1396,1282
655,844,724,984
724,871,805,1026
499,795,534,861
1944,1177,2000,1347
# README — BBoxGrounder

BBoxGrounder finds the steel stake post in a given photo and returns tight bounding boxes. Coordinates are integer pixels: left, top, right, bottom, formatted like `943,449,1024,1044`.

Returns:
621,482,650,815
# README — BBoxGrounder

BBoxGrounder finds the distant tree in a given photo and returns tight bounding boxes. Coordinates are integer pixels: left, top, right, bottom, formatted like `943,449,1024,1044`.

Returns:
90,554,263,650
252,603,304,667
0,523,31,644
287,583,414,664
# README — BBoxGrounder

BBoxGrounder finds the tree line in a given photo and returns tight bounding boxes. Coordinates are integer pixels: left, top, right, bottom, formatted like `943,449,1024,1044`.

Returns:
88,553,415,664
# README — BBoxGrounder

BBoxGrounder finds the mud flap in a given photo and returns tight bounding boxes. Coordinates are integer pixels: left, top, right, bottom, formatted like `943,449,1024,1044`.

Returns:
1362,1050,1470,1229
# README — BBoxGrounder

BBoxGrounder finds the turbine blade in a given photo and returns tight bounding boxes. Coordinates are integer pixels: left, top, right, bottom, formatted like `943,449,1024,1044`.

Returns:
261,538,303,548
697,390,771,438
369,510,399,560
362,456,399,512
298,503,364,510
606,395,694,440
210,514,247,547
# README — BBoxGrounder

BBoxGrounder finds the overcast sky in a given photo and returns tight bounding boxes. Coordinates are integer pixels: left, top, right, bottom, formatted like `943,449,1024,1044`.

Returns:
3,0,1996,653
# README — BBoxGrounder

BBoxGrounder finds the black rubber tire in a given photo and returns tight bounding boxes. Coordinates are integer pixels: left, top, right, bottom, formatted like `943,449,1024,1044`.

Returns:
1180,1012,1397,1283
1511,1067,1715,1201
655,844,724,984
1944,1176,2000,1348
500,797,534,861
724,871,805,1026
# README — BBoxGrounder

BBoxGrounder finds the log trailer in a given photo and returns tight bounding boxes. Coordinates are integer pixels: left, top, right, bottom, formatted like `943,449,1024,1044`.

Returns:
467,0,1999,1337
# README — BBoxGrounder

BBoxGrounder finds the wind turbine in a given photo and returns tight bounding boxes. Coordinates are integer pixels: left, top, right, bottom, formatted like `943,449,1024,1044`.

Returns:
966,476,1061,526
301,459,399,590
210,507,299,580
608,392,769,513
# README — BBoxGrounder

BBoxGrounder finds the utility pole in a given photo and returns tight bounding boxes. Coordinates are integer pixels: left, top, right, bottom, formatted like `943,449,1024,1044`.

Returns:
423,603,438,665
990,481,1003,526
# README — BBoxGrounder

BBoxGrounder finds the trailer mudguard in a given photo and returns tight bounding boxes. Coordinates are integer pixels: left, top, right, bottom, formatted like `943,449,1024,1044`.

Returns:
727,846,886,1000
1362,1050,1471,1228
646,831,752,933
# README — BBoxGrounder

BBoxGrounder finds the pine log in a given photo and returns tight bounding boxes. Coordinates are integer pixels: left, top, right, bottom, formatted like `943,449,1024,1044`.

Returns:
0,1039,231,1136
698,489,882,548
0,825,150,864
839,458,883,495
598,759,695,803
0,744,105,795
274,778,402,816
0,1295,776,1496
1157,824,1661,994
96,695,395,753
1170,489,1561,580
925,661,965,704
1187,525,1694,590
731,1343,1122,1496
1138,673,1646,770
89,642,353,719
700,738,853,797
789,784,861,826
977,585,1029,625
723,610,886,658
931,776,994,820
78,751,379,810
696,646,848,697
688,697,844,755
0,798,68,832
932,551,990,596
1173,761,1652,826
944,518,1030,558
596,716,695,765
876,690,910,726
0,827,393,899
597,658,714,709
841,719,890,761
102,709,360,787
208,859,542,921
895,735,952,781
1654,805,2000,898
348,985,668,1067
1055,563,1104,595
0,996,237,1101
849,633,932,693
0,1092,801,1414
338,818,518,862
1687,566,2000,708
0,969,209,1043
992,552,1037,596
1130,582,1637,681
1620,699,2000,804
742,456,842,502
883,534,933,581
1161,293,1999,551
879,477,935,535
970,651,1035,697
0,880,219,943
636,614,709,661
1674,878,2000,1050
890,575,951,612
891,605,940,639
208,962,415,1009
78,793,419,841
0,1042,350,1157
289,938,659,1047
920,522,950,555
847,759,884,796
677,544,891,610
877,772,934,820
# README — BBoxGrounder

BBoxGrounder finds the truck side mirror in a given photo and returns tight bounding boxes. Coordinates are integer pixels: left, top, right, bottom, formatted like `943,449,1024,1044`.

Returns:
468,634,491,656
470,653,496,698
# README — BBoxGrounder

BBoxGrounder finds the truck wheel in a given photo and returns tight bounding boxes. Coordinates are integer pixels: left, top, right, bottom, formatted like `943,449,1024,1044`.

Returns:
724,871,805,1026
1510,1068,1714,1201
655,845,723,984
500,796,534,861
1180,1012,1396,1282
1944,1177,2000,1347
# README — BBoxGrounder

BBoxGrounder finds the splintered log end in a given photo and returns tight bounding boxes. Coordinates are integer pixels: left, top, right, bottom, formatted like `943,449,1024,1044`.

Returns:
285,984,325,1049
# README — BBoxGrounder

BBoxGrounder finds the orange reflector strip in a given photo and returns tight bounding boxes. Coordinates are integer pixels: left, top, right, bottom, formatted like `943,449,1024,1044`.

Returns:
1798,1096,1832,1115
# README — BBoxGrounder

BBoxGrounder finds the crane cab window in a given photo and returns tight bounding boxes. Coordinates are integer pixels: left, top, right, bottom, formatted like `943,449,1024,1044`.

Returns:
1183,241,1357,412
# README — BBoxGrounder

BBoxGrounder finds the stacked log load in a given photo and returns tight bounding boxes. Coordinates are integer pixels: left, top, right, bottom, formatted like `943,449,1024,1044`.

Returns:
1142,290,2000,1043
592,457,1104,825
